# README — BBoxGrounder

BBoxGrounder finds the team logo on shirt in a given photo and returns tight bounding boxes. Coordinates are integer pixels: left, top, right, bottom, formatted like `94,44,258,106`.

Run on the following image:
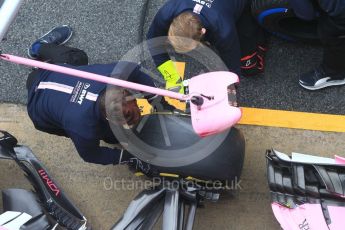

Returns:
70,81,91,105
78,83,90,105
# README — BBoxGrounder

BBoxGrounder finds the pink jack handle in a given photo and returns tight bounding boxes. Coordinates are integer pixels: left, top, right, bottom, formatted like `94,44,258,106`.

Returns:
0,54,186,101
0,54,242,137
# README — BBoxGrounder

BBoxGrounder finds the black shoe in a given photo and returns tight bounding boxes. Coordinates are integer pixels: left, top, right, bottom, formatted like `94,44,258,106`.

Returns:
28,25,73,59
299,66,345,90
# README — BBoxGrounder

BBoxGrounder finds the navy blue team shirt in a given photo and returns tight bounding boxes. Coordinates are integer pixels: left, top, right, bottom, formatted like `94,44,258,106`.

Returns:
147,0,246,75
27,63,152,165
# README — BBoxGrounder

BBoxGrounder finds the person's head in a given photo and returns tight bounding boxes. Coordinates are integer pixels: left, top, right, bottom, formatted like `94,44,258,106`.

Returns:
99,87,141,127
168,12,206,53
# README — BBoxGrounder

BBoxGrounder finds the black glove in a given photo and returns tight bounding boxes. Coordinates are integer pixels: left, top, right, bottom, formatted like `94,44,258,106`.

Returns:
117,149,159,177
128,157,160,177
240,52,263,77
240,45,268,77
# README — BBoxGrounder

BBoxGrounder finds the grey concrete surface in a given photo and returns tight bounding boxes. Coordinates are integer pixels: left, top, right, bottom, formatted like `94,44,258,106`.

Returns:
1,104,345,229
0,0,148,104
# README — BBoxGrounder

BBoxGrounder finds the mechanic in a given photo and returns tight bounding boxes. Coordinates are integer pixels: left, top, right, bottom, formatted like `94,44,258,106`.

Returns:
147,0,267,93
26,25,159,174
289,0,345,90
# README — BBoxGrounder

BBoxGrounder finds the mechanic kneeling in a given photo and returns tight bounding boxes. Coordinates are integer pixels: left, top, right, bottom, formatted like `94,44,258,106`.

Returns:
26,25,158,175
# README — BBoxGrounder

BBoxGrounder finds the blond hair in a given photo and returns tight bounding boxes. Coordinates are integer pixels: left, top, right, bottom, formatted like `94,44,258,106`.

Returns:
168,12,203,53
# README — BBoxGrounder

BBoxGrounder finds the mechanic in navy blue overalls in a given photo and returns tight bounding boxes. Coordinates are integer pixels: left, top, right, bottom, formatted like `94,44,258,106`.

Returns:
288,0,345,90
147,0,267,93
25,26,159,175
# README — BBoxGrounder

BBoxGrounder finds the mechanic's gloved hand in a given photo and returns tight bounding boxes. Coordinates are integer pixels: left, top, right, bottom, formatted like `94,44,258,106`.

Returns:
158,60,184,94
118,150,160,177
117,149,132,165
240,52,264,77
128,157,160,177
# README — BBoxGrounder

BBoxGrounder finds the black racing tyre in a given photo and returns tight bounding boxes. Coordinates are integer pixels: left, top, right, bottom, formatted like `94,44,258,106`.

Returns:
251,0,320,43
156,127,245,186
134,114,245,186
